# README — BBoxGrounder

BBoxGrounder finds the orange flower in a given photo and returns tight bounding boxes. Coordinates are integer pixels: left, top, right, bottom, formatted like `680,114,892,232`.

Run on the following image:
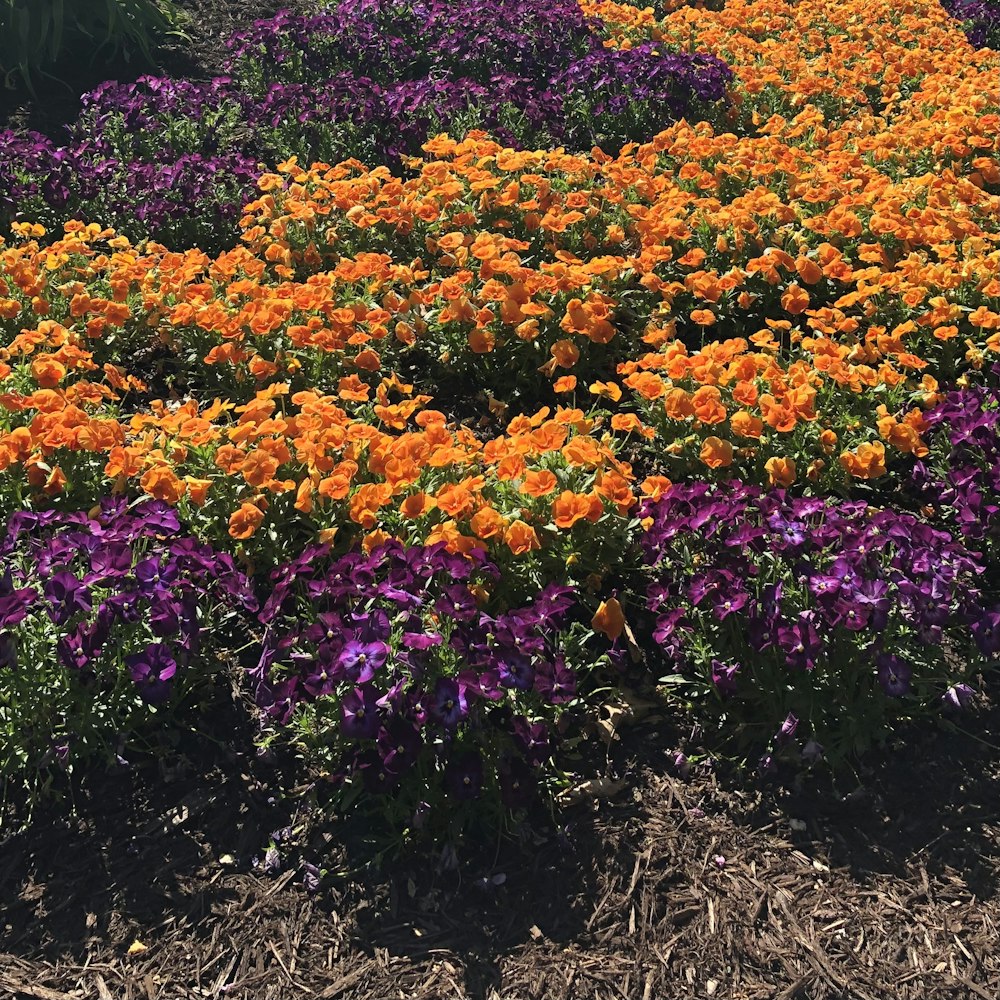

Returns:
589,380,623,402
185,477,213,505
689,309,716,326
839,442,887,480
795,258,823,284
691,385,727,425
30,356,68,388
730,410,763,438
520,468,558,497
140,466,187,505
764,456,797,487
550,339,580,368
228,501,265,540
551,490,603,529
780,284,810,315
640,475,672,501
470,505,507,539
700,436,734,469
337,374,371,401
591,597,625,641
400,492,435,518
819,429,838,454
504,519,541,555
611,413,654,438
663,388,695,420
553,375,578,392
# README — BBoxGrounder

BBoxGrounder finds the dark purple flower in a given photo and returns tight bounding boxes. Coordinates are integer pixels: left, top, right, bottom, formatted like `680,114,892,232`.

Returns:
376,718,422,777
710,659,740,696
126,643,178,704
499,756,535,808
340,684,381,740
497,651,535,691
43,571,92,625
775,712,798,745
534,656,576,703
0,587,37,629
444,751,484,800
511,717,549,765
430,677,470,728
971,610,1000,655
876,654,912,698
942,683,975,712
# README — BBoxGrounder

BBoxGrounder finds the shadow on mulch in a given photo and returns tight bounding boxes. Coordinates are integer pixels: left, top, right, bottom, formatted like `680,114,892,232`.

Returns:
2,678,1000,1000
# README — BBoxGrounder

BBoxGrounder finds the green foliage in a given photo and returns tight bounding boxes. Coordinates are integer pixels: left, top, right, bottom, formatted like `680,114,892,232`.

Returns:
0,0,180,90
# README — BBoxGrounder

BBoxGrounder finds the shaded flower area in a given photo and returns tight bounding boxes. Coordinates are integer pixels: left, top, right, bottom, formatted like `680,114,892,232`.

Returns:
0,0,731,250
638,482,997,758
250,539,594,830
0,498,255,781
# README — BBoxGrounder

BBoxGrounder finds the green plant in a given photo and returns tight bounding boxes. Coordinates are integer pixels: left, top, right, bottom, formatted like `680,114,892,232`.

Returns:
0,0,180,90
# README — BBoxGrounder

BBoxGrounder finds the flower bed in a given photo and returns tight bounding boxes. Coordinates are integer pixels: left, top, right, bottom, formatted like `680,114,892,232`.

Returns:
0,0,999,830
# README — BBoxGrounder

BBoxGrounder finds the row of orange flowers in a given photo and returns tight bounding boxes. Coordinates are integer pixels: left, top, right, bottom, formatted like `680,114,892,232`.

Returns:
0,0,997,564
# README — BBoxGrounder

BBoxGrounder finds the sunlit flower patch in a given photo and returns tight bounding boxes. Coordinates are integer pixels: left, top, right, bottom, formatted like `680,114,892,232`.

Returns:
0,0,999,823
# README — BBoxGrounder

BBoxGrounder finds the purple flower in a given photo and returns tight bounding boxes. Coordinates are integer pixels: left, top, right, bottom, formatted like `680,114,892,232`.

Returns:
971,610,1000,655
340,685,381,740
0,587,36,629
134,556,179,593
876,654,913,698
534,656,577,703
942,683,975,712
710,659,740,696
43,571,92,625
126,643,178,704
499,756,535,808
497,651,535,691
444,751,484,800
376,719,422,777
337,639,389,684
430,677,470,729
775,712,798,745
511,717,549,765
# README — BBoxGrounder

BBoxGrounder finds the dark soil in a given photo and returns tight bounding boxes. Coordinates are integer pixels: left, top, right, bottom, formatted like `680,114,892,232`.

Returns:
2,673,1000,1000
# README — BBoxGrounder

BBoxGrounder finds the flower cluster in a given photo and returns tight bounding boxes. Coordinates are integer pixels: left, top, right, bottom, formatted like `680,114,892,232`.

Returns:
0,0,730,248
0,0,999,816
251,539,590,824
909,372,1000,577
0,498,255,779
638,482,997,757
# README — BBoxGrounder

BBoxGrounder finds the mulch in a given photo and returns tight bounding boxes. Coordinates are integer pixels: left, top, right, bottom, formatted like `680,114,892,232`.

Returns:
2,677,999,1000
